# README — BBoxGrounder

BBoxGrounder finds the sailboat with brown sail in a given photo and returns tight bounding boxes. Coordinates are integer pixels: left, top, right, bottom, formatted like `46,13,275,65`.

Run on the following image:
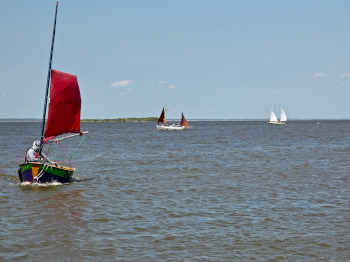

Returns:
18,2,88,183
156,106,192,130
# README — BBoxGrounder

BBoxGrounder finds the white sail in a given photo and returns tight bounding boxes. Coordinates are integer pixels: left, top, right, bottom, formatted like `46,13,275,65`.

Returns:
280,108,287,122
270,110,278,122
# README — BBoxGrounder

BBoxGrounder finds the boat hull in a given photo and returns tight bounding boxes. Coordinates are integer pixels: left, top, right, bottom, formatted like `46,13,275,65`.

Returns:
18,162,75,183
156,125,185,130
269,122,286,125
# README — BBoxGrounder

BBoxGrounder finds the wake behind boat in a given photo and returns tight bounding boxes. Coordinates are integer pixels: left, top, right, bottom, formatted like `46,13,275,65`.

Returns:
18,2,88,184
268,107,287,125
156,106,192,130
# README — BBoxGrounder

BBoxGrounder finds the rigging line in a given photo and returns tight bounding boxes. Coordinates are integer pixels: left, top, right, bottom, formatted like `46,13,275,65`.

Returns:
68,134,87,161
34,163,50,182
57,142,66,152
44,141,53,160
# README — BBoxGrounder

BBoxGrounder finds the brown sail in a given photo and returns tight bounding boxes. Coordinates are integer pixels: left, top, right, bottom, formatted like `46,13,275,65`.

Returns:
157,108,166,124
180,112,188,127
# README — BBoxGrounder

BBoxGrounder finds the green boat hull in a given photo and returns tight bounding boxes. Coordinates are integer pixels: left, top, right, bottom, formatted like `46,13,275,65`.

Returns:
18,162,75,183
268,122,286,125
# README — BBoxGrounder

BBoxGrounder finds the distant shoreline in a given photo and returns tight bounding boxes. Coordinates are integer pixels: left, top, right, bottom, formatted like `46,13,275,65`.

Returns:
1,118,350,123
82,117,158,122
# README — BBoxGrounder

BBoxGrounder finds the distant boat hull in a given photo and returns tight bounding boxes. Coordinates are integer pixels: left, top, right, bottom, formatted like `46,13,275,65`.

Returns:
18,162,75,183
269,122,286,126
156,124,185,130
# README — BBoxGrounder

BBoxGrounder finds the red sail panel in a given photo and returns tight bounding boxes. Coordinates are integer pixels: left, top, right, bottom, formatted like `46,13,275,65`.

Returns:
181,113,188,127
44,70,81,138
157,108,166,124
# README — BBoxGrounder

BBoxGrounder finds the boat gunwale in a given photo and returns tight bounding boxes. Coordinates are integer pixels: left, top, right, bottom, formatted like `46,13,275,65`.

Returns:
19,162,76,171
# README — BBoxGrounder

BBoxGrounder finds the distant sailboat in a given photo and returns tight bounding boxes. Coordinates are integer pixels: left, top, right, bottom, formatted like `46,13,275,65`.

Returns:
156,106,192,130
269,107,287,125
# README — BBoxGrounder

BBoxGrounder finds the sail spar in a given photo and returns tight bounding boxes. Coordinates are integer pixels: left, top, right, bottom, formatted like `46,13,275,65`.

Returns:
44,69,81,138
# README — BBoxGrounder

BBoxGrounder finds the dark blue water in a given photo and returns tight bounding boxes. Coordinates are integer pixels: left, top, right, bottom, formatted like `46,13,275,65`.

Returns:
1,121,349,261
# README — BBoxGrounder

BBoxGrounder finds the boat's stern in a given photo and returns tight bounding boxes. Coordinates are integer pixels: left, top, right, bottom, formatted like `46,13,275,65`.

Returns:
18,163,38,183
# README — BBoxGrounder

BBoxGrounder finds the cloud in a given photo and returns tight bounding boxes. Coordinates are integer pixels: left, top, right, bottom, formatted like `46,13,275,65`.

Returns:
119,87,132,96
158,81,167,85
272,90,279,95
111,80,134,88
110,80,133,95
313,73,325,78
341,72,350,78
168,84,176,89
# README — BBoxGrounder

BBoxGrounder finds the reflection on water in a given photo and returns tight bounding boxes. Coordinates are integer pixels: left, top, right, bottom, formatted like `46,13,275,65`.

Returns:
0,121,350,261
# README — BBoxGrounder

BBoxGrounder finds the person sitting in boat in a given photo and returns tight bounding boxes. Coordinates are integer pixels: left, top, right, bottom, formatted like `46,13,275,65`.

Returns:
25,140,42,162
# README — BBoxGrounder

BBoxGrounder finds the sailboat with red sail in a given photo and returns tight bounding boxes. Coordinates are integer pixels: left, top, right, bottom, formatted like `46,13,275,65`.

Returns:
156,106,192,130
18,2,88,183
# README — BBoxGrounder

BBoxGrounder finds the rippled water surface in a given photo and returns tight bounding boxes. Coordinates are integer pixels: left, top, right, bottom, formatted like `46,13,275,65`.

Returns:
0,121,349,261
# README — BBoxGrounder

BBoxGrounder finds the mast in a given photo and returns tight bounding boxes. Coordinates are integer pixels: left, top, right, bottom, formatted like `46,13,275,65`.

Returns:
39,2,58,156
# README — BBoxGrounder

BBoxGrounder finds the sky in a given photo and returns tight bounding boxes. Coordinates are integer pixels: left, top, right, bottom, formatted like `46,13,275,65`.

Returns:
1,0,350,120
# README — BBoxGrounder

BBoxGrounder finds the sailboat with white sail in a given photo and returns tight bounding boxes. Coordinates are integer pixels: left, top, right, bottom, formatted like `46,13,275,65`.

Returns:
269,107,287,125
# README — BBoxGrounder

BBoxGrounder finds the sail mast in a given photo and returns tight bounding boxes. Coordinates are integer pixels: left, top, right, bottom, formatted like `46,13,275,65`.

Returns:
39,2,58,156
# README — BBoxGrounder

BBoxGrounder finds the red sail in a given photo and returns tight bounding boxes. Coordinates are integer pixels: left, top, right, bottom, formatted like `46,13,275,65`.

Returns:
44,70,81,138
157,108,166,124
181,113,188,127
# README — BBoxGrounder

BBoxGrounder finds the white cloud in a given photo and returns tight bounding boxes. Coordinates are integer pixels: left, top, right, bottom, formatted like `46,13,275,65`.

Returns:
272,90,279,95
111,80,134,88
119,88,132,96
168,84,176,89
313,73,325,78
341,72,350,78
158,81,167,85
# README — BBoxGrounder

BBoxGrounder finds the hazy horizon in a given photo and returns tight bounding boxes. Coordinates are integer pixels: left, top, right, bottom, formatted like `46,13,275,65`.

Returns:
1,117,350,122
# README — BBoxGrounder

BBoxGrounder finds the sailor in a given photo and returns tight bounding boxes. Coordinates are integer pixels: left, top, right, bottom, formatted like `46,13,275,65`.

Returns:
25,140,41,162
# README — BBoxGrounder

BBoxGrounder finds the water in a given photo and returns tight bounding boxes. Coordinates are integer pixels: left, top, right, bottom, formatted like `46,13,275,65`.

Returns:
0,121,349,261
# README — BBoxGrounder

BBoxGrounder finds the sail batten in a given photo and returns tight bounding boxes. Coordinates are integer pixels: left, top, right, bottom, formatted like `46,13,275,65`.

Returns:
44,69,81,138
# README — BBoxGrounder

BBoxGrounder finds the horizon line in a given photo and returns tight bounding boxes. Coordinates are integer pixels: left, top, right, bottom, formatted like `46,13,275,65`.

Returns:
1,117,350,122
